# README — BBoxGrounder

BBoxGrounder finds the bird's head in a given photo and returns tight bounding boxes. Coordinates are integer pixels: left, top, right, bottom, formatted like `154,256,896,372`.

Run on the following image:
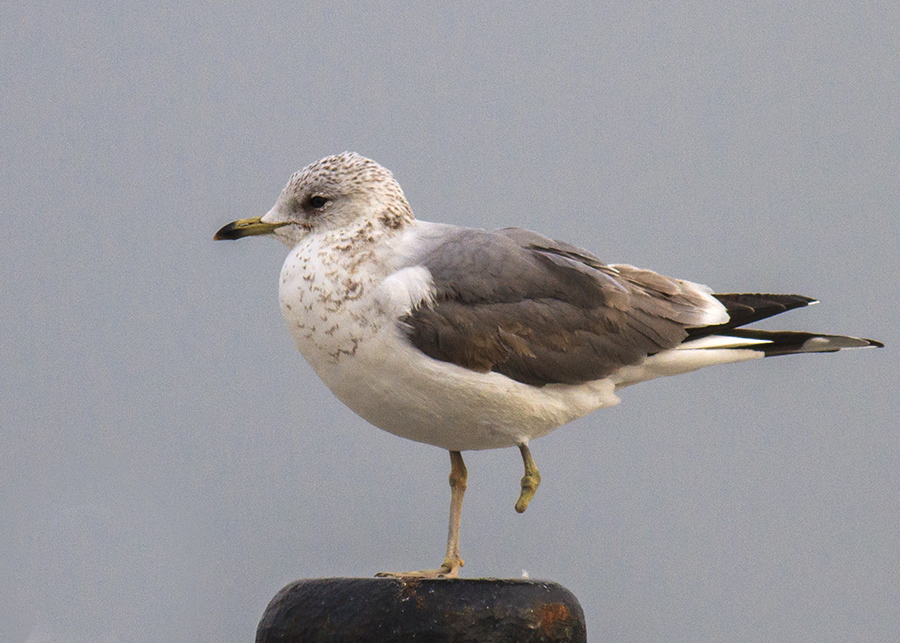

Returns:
214,152,414,247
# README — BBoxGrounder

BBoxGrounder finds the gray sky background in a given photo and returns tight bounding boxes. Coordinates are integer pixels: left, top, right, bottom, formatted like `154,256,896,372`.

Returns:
2,2,898,641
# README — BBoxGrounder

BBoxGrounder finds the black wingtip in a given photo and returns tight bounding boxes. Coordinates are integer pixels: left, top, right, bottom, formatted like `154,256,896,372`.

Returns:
688,293,819,341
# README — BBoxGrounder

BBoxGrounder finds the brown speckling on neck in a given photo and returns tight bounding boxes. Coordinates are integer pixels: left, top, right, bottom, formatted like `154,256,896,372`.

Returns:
378,206,411,230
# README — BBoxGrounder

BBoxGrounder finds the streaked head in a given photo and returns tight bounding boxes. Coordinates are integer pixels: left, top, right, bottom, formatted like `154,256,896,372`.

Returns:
214,152,414,246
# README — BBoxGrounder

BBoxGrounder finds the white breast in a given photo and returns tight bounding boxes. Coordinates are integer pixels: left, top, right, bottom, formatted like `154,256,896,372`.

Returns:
278,229,431,367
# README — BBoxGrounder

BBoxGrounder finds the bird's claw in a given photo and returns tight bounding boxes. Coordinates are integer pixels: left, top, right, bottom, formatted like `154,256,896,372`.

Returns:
515,471,541,513
376,556,463,579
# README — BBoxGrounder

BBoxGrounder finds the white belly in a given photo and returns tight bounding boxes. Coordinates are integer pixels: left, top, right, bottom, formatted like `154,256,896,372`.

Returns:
305,323,622,451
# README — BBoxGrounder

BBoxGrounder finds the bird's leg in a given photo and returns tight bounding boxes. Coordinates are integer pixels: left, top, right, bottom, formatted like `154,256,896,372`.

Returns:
375,450,467,579
515,443,541,513
440,450,467,573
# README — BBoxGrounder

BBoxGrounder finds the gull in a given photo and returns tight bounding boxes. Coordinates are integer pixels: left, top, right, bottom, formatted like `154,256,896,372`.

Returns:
215,152,882,578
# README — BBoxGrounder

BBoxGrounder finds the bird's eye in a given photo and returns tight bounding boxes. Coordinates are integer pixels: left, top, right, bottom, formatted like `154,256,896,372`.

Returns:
308,195,329,209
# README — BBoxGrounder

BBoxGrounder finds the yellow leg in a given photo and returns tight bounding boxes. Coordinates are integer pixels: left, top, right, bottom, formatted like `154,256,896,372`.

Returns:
376,450,467,579
515,443,541,513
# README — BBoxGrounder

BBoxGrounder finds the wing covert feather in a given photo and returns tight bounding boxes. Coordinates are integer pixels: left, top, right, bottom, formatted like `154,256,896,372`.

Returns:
400,228,722,386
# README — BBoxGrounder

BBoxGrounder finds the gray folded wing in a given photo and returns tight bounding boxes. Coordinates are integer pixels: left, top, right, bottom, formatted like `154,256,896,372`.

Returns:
400,227,724,386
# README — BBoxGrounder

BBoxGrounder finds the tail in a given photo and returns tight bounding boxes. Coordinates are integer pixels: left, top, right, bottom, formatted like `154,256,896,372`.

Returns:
683,293,883,356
